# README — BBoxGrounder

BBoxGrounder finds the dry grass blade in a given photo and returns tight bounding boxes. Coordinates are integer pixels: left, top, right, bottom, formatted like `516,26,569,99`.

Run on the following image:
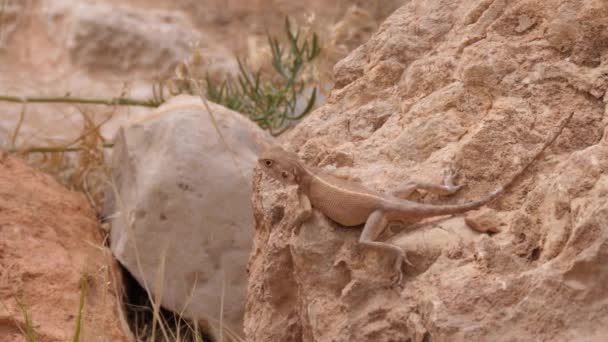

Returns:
108,178,166,340
10,102,26,149
108,179,197,341
67,108,109,210
150,247,171,341
185,71,249,189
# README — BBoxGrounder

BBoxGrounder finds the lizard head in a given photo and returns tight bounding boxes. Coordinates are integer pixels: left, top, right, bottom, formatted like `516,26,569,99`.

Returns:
258,146,304,184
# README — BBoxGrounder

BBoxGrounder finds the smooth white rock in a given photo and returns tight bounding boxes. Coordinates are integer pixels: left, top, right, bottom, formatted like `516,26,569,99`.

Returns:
106,95,275,333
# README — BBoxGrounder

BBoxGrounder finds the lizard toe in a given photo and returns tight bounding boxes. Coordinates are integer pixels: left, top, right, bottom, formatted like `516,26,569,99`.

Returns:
446,183,463,194
393,270,404,285
392,252,409,285
402,252,414,268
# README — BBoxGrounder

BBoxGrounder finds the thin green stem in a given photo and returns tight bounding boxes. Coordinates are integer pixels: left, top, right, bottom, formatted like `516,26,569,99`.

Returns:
9,143,114,154
0,95,159,107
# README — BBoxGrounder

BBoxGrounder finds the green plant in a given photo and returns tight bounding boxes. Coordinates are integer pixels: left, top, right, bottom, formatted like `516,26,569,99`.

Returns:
17,300,36,342
171,18,321,134
205,17,321,134
72,275,88,342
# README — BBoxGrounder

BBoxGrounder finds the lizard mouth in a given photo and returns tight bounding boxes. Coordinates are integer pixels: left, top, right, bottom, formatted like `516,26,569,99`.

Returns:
262,173,281,185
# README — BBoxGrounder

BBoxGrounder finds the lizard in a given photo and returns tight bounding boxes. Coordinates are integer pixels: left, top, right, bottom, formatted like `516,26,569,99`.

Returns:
258,112,573,283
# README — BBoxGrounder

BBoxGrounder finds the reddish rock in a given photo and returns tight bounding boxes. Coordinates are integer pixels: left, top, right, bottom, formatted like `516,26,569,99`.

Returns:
0,153,128,342
465,207,507,234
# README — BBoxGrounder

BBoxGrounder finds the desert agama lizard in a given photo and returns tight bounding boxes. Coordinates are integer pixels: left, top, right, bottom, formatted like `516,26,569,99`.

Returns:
258,112,573,283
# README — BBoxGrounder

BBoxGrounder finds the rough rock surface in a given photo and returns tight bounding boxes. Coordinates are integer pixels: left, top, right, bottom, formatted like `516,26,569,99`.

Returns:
0,153,128,342
246,0,608,341
63,2,202,76
106,95,275,334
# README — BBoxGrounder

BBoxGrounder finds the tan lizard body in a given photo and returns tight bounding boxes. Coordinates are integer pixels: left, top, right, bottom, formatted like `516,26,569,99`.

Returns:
258,112,572,283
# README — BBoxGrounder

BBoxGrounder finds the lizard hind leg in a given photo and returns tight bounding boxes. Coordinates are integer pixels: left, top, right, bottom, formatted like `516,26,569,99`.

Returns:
391,164,463,199
358,210,409,284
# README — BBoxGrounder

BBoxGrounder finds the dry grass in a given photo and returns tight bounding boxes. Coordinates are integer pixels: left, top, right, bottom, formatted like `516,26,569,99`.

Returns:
119,265,243,342
6,106,112,211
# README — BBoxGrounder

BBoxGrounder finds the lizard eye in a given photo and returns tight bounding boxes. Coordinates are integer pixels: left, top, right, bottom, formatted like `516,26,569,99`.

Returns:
265,160,273,167
281,171,289,178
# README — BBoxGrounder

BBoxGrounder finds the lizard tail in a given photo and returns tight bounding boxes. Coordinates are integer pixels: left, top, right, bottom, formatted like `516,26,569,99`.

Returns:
408,111,573,218
407,186,504,217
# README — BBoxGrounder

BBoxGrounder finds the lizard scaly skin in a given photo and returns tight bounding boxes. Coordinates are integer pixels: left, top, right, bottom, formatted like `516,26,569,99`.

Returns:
258,112,573,284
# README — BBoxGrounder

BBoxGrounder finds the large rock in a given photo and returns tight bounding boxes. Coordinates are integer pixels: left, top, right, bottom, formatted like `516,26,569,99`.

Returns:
48,0,235,77
0,153,128,342
107,95,274,334
246,0,608,341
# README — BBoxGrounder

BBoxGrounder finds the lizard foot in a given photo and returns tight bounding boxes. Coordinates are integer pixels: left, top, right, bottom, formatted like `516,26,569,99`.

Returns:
392,260,404,285
442,162,463,194
392,251,412,285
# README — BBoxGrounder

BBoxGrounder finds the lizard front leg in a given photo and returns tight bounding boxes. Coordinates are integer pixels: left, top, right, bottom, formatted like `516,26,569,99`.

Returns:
391,164,462,198
358,210,408,284
294,190,313,226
